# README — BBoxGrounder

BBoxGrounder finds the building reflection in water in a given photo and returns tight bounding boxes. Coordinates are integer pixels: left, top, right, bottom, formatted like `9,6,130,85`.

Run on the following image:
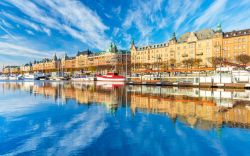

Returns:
0,81,250,129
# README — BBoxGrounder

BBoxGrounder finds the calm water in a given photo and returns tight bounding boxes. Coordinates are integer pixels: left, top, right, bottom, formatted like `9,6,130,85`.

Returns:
0,81,250,156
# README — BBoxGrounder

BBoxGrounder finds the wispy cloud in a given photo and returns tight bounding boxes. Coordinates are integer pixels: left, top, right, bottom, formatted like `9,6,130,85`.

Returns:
170,0,202,30
4,0,110,49
0,41,65,67
0,24,18,41
123,0,166,45
194,0,228,29
1,12,49,35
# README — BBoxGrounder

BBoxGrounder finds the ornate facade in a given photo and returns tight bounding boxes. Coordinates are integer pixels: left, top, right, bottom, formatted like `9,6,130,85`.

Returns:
2,66,20,74
20,63,33,74
131,25,250,73
26,43,130,75
32,54,60,72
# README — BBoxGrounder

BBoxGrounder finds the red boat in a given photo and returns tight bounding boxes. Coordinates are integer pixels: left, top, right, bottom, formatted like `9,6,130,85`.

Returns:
96,72,126,82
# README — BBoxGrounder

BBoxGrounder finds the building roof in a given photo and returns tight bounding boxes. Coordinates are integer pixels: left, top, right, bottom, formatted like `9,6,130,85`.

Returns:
4,65,20,69
178,29,215,43
77,49,92,56
223,28,250,38
195,29,215,40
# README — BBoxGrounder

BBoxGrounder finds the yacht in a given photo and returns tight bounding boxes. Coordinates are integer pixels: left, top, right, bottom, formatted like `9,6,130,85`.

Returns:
71,75,95,81
23,73,35,80
9,75,19,80
96,72,126,82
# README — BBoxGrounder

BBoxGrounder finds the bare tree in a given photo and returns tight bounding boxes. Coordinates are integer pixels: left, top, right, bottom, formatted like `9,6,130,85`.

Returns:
182,59,189,69
194,58,202,68
236,54,250,68
207,57,225,68
182,58,196,69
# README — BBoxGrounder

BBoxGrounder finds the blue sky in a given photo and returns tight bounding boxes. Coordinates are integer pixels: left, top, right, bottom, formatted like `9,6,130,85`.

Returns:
0,0,250,67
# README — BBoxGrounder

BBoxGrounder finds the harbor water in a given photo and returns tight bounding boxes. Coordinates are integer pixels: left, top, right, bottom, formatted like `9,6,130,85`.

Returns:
0,81,250,155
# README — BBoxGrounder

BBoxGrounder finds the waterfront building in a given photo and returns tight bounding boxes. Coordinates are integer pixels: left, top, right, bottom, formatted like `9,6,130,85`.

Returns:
33,54,60,73
2,66,20,75
75,50,92,72
86,43,130,75
131,25,250,73
20,62,33,74
28,43,130,76
61,54,76,74
222,29,250,63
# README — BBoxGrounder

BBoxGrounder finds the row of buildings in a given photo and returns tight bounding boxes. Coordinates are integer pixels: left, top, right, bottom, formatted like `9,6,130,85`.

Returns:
2,25,250,75
131,24,250,72
2,43,131,75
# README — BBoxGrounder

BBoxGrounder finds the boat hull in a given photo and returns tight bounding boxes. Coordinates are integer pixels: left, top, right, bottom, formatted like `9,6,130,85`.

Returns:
71,77,95,81
96,76,125,82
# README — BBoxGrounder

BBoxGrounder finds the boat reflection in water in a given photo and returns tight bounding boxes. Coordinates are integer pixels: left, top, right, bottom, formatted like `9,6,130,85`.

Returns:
0,81,250,155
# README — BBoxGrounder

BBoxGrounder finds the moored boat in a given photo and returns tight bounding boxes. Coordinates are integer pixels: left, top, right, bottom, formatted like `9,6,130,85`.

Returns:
0,75,9,80
96,72,125,82
23,73,35,80
71,75,95,81
9,75,18,80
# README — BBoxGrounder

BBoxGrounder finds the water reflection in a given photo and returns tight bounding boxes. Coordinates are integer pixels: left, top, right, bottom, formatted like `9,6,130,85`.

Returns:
0,81,250,155
1,81,250,129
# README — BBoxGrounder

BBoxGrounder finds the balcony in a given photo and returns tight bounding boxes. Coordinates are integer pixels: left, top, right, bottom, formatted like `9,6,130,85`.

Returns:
182,53,188,57
196,52,203,56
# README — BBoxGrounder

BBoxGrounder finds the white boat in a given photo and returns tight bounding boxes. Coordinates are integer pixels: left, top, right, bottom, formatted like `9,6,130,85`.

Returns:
9,75,18,80
96,72,125,82
0,75,9,80
23,73,35,80
71,76,95,81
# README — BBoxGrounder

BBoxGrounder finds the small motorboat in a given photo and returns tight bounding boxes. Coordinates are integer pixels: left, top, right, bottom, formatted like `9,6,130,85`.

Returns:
23,73,35,80
96,72,125,82
71,75,95,81
9,75,18,80
0,75,9,80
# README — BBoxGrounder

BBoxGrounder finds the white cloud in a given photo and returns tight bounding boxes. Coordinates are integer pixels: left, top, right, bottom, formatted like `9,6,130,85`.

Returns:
0,41,65,66
194,0,228,29
4,0,110,50
123,0,166,43
172,0,202,30
0,24,18,41
0,34,10,39
0,18,13,29
2,12,44,32
26,30,35,35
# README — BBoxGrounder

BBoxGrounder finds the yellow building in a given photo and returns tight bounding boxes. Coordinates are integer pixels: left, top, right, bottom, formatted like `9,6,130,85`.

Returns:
131,30,217,73
2,66,20,75
87,43,130,75
20,63,33,74
222,29,250,63
61,54,76,74
33,54,60,73
131,25,250,73
75,50,92,71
